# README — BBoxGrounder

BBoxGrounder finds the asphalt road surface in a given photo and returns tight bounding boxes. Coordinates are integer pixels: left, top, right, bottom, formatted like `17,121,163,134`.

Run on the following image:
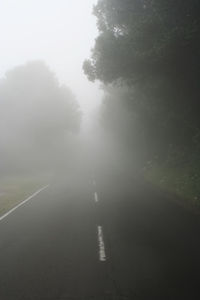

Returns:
0,167,200,299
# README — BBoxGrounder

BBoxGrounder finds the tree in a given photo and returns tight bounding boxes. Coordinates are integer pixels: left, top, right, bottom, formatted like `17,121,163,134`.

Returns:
83,0,200,159
84,0,200,85
0,61,81,172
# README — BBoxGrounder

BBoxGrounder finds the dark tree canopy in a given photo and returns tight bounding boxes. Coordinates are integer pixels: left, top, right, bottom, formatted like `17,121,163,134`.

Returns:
84,0,200,157
84,0,200,84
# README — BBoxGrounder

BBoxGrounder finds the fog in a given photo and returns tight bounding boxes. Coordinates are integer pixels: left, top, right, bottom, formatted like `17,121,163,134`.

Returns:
0,0,138,185
0,60,125,179
1,0,199,182
1,2,200,299
0,0,107,178
0,0,101,115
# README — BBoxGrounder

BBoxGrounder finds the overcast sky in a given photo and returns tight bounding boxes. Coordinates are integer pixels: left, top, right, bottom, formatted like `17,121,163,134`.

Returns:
0,0,101,115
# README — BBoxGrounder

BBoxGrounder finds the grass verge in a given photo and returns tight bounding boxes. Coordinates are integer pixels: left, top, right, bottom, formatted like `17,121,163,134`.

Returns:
0,174,49,217
144,164,200,213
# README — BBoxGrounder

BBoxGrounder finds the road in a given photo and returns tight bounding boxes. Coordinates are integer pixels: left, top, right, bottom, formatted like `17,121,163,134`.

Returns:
0,167,200,299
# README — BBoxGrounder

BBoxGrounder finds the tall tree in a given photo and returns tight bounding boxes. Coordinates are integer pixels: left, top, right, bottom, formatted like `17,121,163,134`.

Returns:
83,0,200,156
0,61,81,171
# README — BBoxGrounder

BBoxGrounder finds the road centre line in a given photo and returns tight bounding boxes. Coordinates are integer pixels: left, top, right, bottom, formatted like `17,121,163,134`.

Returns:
97,226,107,262
0,185,50,222
94,192,99,203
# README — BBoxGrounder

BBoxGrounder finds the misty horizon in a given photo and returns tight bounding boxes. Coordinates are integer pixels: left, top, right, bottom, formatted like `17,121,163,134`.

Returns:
0,1,200,299
0,0,101,114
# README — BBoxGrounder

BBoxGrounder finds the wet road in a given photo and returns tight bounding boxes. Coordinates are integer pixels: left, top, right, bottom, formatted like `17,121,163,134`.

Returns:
0,168,200,299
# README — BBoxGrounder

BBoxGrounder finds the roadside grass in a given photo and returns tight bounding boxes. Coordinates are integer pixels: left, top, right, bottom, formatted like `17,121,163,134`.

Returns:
0,175,49,216
144,164,200,213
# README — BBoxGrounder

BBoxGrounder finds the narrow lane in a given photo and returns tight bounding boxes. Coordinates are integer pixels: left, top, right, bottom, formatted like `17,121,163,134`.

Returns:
0,174,115,300
1,168,200,299
96,169,200,299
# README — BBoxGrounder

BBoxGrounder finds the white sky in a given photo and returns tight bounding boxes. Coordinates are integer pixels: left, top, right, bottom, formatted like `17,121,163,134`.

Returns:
0,0,101,116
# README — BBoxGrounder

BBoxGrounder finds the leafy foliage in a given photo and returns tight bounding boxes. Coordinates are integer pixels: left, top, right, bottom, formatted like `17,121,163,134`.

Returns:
84,0,200,159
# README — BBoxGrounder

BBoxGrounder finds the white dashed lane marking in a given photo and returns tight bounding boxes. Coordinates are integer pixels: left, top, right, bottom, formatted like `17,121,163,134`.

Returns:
97,226,107,262
91,178,106,261
94,192,99,203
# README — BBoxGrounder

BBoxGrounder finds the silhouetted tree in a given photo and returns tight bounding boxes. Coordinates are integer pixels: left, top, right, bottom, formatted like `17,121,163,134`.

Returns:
0,61,81,172
84,0,200,160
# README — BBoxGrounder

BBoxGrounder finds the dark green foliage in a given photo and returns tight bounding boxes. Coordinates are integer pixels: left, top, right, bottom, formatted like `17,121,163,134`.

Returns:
84,0,200,84
84,0,200,161
83,1,200,205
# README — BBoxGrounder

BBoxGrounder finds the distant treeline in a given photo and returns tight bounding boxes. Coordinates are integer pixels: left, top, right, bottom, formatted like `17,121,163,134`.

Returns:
84,0,200,165
0,61,81,174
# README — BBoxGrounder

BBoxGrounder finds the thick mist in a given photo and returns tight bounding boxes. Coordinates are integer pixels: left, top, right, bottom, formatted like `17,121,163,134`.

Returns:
0,61,82,176
0,0,101,115
0,61,134,185
0,0,131,181
1,2,200,299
